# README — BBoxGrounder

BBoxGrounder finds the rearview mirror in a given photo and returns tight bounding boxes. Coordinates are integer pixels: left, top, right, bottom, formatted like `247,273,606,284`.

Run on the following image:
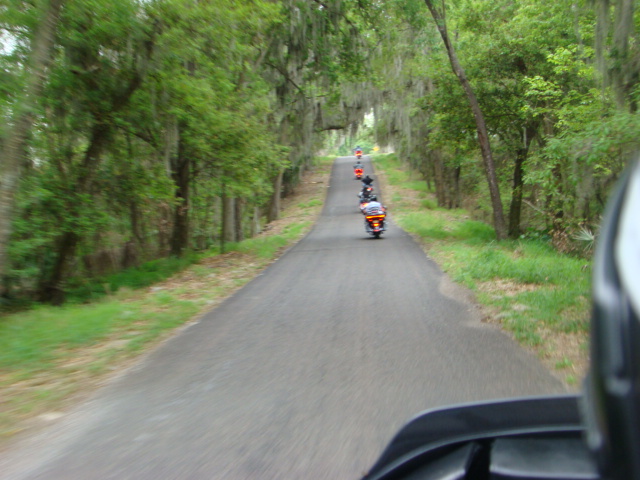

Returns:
582,158,640,480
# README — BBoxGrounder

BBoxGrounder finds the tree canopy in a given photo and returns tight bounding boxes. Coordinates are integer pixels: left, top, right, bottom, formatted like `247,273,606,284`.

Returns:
1,0,637,304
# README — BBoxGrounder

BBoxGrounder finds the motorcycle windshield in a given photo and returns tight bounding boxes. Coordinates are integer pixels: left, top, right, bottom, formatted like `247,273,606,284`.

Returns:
363,395,584,480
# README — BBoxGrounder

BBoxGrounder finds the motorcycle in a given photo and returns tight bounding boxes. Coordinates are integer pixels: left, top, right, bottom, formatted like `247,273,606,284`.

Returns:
354,167,364,180
360,185,374,198
358,188,375,212
364,212,386,238
355,149,363,159
359,197,371,213
360,158,640,480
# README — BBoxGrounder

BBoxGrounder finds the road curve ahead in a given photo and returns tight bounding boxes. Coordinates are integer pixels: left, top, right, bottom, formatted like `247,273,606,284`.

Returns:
0,156,567,480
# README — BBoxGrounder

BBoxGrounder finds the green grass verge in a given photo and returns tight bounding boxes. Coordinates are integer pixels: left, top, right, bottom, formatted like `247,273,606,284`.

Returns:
0,290,199,373
229,221,311,259
1,224,317,376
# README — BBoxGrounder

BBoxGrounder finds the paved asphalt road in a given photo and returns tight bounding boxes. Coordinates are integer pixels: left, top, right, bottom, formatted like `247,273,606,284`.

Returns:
0,157,568,479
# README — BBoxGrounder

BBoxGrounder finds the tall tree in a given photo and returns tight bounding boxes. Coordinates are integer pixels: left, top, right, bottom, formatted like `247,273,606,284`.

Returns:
423,0,507,239
37,0,157,303
0,0,64,294
593,0,639,110
150,0,285,256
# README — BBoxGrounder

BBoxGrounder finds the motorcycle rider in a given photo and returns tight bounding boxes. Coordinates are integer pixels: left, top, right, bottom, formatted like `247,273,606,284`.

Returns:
362,195,385,215
362,195,386,233
359,175,375,200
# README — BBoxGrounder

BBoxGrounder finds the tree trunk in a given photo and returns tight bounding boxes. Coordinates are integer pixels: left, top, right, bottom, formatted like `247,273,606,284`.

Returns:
452,165,461,209
507,126,536,238
234,198,244,242
130,200,145,248
268,114,290,222
38,122,113,303
268,169,284,222
38,231,80,305
575,163,595,223
612,0,636,108
508,149,526,238
222,195,236,244
251,206,261,237
0,0,64,292
170,136,191,257
423,0,508,240
433,151,447,207
509,147,527,238
546,163,566,236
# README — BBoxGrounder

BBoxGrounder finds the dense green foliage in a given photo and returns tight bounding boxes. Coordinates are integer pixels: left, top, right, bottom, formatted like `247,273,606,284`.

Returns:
1,0,369,304
2,0,638,305
368,0,639,247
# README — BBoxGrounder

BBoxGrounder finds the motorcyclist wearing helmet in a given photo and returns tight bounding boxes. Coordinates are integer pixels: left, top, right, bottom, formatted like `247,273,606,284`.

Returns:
358,176,375,203
362,195,386,233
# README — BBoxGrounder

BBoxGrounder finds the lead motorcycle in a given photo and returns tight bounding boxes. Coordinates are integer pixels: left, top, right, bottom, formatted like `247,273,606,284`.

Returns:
361,158,640,480
364,212,386,238
362,197,386,238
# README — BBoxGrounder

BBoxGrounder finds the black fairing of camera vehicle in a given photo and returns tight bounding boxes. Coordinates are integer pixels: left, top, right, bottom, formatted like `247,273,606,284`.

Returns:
361,159,640,480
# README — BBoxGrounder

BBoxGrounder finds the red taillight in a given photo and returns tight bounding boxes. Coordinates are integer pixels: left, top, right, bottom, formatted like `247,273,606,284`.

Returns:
366,215,385,220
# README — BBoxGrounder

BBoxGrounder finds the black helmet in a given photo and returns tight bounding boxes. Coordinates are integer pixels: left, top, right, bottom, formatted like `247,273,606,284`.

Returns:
582,157,640,480
370,195,377,202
